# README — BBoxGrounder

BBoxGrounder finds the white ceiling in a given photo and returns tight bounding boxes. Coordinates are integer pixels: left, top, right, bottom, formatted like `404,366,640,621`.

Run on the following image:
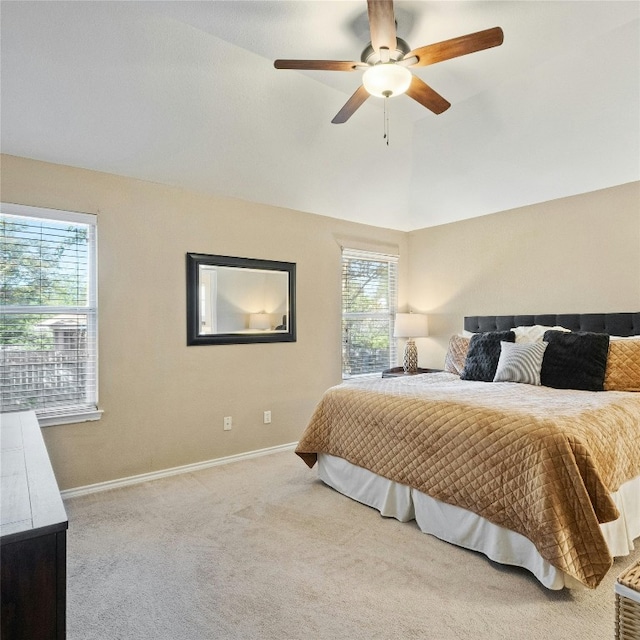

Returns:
1,1,638,231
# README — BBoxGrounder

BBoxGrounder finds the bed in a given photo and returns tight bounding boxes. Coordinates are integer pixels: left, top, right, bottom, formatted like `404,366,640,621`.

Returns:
296,313,640,590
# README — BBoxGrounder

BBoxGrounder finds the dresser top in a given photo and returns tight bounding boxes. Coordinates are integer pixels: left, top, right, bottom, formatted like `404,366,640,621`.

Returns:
1,411,68,541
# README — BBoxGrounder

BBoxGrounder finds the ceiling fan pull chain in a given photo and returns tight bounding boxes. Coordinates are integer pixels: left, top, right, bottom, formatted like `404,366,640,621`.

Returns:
384,96,390,146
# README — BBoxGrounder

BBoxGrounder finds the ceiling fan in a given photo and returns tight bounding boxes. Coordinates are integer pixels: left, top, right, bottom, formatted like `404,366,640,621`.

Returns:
274,0,503,124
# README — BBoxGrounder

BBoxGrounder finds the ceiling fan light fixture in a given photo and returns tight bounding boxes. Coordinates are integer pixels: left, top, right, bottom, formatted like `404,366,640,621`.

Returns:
362,63,411,98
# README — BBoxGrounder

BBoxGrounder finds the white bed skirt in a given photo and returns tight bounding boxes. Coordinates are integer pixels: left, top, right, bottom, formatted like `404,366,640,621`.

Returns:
317,453,640,590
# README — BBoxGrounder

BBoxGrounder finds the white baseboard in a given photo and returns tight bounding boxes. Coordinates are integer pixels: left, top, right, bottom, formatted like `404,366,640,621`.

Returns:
61,442,298,499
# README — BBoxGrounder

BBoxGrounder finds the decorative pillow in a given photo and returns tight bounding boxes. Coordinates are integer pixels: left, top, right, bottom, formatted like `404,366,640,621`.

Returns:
604,338,640,391
511,325,570,343
541,331,610,391
444,335,470,375
460,331,515,382
493,341,548,385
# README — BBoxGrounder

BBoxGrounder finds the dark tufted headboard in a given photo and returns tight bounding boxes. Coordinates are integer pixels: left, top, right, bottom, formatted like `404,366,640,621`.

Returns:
464,313,640,337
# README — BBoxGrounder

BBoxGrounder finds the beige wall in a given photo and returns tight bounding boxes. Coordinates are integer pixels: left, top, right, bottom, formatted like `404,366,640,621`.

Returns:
3,155,638,489
408,181,640,369
1,154,408,490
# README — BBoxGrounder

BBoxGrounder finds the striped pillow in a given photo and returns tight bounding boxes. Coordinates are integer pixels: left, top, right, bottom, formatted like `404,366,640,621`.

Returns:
493,341,548,386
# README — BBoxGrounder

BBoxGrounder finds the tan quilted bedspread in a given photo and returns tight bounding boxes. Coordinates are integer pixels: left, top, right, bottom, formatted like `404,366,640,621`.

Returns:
296,373,640,588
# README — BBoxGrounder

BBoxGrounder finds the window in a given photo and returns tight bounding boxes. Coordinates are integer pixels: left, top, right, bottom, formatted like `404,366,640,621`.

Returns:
0,203,99,426
341,249,398,377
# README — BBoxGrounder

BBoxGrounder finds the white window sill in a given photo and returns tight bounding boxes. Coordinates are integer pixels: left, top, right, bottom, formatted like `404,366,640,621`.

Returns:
37,409,103,427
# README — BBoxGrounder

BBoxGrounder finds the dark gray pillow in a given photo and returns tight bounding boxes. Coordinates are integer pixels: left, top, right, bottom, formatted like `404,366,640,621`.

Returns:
540,331,610,391
460,331,516,382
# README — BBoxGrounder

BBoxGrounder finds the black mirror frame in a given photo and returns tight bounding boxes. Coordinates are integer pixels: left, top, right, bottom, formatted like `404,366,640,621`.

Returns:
186,253,296,345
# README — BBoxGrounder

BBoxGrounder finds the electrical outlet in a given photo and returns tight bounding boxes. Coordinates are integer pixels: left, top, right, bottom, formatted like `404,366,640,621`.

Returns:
263,410,271,424
223,416,232,431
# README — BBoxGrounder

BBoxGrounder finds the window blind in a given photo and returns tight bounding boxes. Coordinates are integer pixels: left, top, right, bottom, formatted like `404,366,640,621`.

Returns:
341,248,398,377
0,204,98,423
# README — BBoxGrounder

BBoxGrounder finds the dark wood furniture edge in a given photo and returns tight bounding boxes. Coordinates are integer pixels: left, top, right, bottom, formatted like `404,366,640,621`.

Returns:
382,367,443,377
1,411,68,640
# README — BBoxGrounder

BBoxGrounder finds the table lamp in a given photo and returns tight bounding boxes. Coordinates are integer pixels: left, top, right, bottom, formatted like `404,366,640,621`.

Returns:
249,313,271,331
393,313,429,373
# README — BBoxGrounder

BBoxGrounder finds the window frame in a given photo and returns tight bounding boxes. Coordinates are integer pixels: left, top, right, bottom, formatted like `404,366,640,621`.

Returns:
341,248,398,378
0,203,101,426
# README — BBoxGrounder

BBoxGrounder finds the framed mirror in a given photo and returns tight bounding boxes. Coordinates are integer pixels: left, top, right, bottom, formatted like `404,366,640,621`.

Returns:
186,253,296,345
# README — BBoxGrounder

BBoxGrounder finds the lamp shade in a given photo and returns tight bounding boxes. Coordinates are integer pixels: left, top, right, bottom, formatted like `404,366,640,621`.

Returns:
362,63,412,98
249,313,271,330
393,313,428,338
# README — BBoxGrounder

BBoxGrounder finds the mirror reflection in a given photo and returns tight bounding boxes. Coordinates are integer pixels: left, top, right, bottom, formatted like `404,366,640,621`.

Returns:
186,253,296,345
198,265,289,335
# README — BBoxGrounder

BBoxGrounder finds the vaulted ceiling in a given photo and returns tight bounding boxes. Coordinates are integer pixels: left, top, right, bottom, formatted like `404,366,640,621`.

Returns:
1,1,638,231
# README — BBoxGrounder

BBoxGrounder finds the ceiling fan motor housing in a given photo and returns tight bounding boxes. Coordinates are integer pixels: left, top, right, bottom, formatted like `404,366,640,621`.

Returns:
361,37,411,65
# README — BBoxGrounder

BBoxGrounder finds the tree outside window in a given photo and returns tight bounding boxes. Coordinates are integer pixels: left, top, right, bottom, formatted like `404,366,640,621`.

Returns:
0,205,98,423
341,250,398,377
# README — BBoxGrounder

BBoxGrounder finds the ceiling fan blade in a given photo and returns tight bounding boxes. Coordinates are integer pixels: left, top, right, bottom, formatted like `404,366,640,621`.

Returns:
367,0,397,53
407,27,504,67
274,60,361,71
406,76,451,115
331,85,370,124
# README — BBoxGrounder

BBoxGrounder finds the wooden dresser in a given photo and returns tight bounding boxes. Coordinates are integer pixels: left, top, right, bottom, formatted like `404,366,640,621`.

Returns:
1,411,67,640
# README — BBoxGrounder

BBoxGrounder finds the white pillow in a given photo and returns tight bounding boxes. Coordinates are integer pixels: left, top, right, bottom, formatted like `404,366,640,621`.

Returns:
493,341,548,385
511,325,571,343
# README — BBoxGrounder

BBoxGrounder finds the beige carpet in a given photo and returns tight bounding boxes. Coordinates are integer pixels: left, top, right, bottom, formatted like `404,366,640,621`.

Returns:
64,450,639,639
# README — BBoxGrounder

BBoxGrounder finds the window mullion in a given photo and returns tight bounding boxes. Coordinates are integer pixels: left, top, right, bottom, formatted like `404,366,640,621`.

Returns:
1,305,95,315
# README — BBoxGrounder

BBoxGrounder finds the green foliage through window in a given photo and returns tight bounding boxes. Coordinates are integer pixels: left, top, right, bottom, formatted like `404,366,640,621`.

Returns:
342,250,397,377
1,207,97,416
